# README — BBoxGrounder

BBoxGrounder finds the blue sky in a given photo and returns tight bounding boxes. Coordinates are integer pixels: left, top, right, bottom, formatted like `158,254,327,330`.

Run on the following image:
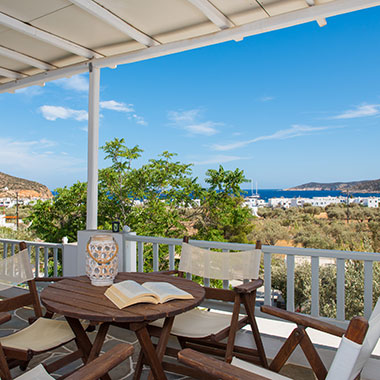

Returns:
1,6,380,190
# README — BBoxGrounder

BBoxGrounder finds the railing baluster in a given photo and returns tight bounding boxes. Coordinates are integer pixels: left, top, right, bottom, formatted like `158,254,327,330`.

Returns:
11,243,15,256
35,246,40,277
153,243,159,272
364,260,373,320
53,248,58,277
311,256,320,317
27,245,32,260
44,247,49,277
264,252,272,305
3,243,8,258
286,255,295,312
169,244,175,271
204,278,210,287
222,249,229,289
336,258,345,320
138,242,144,272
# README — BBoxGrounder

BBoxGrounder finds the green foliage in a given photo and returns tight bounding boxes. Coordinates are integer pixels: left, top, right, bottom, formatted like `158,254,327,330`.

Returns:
271,258,380,320
194,166,253,243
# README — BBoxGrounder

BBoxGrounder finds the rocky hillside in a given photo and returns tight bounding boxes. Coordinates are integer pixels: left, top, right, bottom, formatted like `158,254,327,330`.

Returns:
285,179,380,193
0,172,52,199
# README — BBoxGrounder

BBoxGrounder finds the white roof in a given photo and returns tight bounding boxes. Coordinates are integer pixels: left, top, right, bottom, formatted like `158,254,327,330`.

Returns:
0,0,379,93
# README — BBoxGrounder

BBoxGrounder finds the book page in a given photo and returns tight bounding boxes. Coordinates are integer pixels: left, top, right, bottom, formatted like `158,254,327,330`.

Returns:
105,280,159,309
112,280,150,299
142,282,194,303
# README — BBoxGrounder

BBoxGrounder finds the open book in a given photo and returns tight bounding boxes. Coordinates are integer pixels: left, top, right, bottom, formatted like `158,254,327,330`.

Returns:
104,280,194,309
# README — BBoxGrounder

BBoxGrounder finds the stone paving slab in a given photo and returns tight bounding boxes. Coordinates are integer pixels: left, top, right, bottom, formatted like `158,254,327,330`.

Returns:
0,306,314,379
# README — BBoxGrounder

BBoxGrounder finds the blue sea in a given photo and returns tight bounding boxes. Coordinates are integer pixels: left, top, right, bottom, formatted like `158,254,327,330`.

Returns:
242,189,380,201
51,189,380,201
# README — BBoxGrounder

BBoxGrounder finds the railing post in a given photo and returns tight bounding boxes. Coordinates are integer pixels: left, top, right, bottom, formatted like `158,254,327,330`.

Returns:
123,226,136,272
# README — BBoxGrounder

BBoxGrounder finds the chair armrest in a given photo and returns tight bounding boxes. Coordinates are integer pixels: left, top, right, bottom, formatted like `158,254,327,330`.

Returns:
234,279,263,294
65,343,134,380
260,305,346,337
0,313,11,325
178,348,270,380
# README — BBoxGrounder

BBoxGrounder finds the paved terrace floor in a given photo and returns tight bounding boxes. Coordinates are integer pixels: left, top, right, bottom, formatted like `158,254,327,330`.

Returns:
0,306,316,380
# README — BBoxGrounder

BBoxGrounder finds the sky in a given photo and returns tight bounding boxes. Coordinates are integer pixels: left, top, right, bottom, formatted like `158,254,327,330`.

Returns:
1,6,380,191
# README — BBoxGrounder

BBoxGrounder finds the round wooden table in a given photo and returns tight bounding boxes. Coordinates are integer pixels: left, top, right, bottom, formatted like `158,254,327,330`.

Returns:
40,272,205,380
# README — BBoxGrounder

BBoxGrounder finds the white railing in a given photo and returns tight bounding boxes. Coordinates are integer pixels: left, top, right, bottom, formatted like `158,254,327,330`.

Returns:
0,238,63,277
123,233,380,322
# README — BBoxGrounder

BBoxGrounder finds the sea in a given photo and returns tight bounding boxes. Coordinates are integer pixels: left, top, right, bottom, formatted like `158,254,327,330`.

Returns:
242,189,380,201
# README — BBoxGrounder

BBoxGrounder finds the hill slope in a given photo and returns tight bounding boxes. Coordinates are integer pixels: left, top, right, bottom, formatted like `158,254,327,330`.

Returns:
285,179,380,193
0,172,52,199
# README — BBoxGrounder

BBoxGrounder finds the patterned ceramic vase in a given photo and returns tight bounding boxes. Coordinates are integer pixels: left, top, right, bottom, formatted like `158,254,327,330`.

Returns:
86,234,118,286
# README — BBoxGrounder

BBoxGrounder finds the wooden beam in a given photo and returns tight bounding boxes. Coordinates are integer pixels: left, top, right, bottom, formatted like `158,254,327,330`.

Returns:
68,0,159,47
0,11,102,59
0,46,56,70
187,0,234,29
0,67,25,79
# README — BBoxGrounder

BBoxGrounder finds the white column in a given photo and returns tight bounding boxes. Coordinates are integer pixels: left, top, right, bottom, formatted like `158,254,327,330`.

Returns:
86,63,100,230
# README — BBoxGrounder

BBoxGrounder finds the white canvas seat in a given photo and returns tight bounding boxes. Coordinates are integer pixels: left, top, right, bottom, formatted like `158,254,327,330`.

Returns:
150,308,246,338
14,364,54,380
0,245,84,373
178,315,369,380
0,318,76,352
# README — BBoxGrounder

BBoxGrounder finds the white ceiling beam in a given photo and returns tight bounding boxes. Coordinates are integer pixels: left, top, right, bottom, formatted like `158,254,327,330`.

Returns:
0,11,102,59
305,0,327,27
187,0,234,29
1,0,379,93
0,67,26,79
68,0,159,47
0,46,56,70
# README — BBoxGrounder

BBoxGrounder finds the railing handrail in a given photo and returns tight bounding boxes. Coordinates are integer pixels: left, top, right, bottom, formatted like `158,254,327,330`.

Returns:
123,234,380,261
0,238,63,249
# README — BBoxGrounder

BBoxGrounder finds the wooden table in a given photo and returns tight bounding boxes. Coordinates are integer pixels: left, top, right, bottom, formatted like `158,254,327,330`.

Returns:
40,272,205,380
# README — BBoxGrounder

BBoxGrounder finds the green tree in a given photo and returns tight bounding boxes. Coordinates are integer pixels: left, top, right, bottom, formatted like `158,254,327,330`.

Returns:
194,166,253,243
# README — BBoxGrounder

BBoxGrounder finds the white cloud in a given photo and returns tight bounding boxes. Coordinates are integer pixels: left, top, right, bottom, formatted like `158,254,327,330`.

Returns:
101,99,147,125
168,109,221,136
130,114,147,126
259,96,275,102
54,74,88,92
333,104,380,119
100,100,134,113
184,122,219,136
0,138,85,183
168,110,200,123
193,155,248,165
40,105,88,121
211,124,330,151
15,86,44,96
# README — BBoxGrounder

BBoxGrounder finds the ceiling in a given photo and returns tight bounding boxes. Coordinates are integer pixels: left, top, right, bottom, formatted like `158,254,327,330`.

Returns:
0,0,378,93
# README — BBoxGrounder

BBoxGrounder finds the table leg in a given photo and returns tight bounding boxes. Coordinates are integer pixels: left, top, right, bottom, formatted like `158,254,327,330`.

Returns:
65,317,111,380
133,322,171,380
147,316,174,380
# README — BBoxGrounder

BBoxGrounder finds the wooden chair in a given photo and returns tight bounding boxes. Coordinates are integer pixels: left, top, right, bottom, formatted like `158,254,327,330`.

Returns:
259,294,380,380
140,238,267,378
0,242,84,373
0,312,133,380
178,315,369,380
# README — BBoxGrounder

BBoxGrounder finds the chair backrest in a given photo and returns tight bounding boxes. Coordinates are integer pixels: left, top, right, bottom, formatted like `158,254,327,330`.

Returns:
347,296,380,380
326,316,368,380
0,249,34,291
0,243,42,318
179,242,262,281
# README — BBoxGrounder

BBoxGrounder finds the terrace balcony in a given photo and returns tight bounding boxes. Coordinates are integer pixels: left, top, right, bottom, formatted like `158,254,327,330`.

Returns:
1,231,379,379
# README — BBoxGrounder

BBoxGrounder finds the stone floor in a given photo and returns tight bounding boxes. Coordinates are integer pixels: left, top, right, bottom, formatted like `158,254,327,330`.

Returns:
0,306,315,379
